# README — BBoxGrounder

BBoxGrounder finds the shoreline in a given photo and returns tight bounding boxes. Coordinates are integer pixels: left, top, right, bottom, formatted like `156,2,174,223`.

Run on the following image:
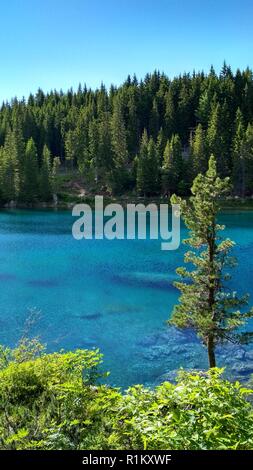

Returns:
1,196,253,211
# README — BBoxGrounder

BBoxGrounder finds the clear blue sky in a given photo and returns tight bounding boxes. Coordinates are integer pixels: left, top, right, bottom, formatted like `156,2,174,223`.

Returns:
1,0,252,102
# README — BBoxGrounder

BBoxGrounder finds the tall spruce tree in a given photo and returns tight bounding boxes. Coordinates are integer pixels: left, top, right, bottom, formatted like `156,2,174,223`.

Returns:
97,114,113,182
22,138,39,202
164,88,176,138
190,123,207,177
170,155,253,368
0,130,20,201
244,124,253,194
136,132,159,196
206,103,228,177
136,129,149,195
232,108,245,196
161,134,183,196
149,98,160,139
156,127,166,164
88,118,99,182
110,97,128,193
39,145,52,201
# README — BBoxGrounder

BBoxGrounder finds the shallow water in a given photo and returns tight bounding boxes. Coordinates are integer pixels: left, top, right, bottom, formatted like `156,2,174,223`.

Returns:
0,209,253,388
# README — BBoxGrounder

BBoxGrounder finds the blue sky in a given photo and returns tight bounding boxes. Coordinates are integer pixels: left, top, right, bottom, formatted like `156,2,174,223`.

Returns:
1,0,252,102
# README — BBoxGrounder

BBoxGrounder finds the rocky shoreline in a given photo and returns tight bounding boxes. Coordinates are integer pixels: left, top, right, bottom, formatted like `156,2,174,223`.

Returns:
137,327,253,386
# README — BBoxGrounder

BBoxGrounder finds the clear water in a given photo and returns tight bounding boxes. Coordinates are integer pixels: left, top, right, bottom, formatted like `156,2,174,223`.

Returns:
0,209,253,389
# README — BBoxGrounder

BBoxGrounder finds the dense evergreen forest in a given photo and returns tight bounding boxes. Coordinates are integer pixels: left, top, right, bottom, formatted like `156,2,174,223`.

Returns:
1,62,253,204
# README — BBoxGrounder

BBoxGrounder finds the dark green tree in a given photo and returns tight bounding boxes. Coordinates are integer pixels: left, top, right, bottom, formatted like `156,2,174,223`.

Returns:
232,108,245,196
136,133,159,196
22,138,39,202
110,97,128,193
39,145,52,201
0,130,20,201
206,103,228,177
170,155,253,368
149,98,160,139
190,123,207,177
162,134,183,196
136,129,149,195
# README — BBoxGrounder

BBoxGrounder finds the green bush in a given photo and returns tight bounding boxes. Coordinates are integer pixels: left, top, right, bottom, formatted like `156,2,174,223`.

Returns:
0,341,253,450
111,370,253,450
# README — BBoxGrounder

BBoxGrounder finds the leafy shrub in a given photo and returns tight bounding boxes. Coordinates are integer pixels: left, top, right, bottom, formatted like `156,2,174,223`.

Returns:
111,369,253,450
0,341,253,450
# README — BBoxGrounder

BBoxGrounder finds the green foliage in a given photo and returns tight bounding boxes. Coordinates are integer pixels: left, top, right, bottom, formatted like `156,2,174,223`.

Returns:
136,130,159,195
1,65,253,202
21,138,39,202
170,156,253,367
162,134,184,196
109,96,129,194
0,341,253,450
232,109,253,196
0,129,20,201
190,123,207,177
0,340,108,450
39,145,53,201
112,369,253,450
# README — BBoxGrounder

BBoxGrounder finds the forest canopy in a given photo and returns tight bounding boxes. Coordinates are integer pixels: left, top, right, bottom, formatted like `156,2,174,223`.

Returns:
1,63,253,202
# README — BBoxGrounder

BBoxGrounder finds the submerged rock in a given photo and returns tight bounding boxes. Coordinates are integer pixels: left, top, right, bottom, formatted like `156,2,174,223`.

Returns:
28,279,59,288
113,271,177,290
78,312,102,321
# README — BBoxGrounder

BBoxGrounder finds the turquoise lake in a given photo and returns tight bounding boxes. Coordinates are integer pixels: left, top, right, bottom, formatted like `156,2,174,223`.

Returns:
0,209,253,388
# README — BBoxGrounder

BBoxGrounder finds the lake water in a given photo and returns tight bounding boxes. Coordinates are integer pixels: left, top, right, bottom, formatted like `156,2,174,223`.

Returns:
0,209,253,388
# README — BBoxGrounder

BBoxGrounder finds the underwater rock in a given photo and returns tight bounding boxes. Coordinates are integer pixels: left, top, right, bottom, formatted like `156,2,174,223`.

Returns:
141,345,173,361
137,334,161,347
28,279,59,288
231,362,253,376
113,271,177,290
78,312,102,321
79,338,98,347
105,304,143,315
244,350,253,361
0,273,17,281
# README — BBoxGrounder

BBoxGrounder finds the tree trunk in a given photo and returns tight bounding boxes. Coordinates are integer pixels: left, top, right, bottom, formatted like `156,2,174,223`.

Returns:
207,334,216,368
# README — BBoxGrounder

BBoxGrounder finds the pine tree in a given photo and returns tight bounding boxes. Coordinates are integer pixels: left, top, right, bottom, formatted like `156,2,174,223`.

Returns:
170,156,253,368
161,140,173,196
126,87,139,157
190,124,207,177
195,90,211,127
244,124,253,194
147,137,159,194
177,82,192,141
0,147,5,202
162,134,183,196
97,113,113,181
232,108,245,196
12,116,25,168
156,127,166,164
88,119,99,182
136,133,159,196
52,157,61,195
22,138,39,202
164,89,176,138
110,97,128,193
0,130,20,201
39,145,52,201
206,103,227,177
136,129,149,195
65,129,78,170
149,98,160,139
